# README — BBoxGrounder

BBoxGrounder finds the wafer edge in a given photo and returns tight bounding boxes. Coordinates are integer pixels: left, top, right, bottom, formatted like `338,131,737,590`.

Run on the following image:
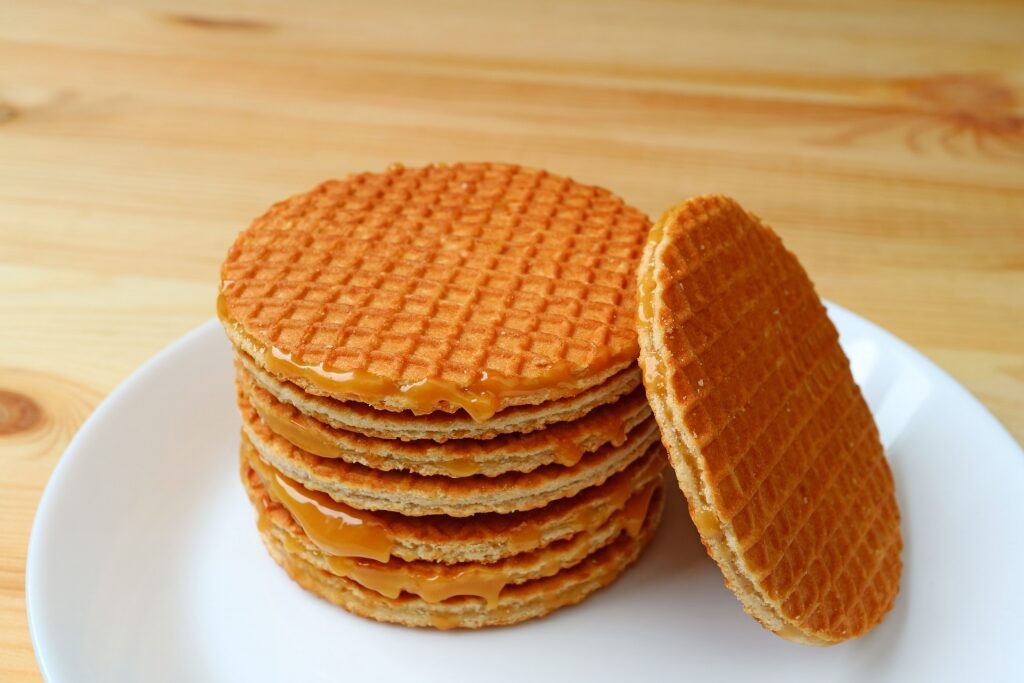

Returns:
639,200,832,646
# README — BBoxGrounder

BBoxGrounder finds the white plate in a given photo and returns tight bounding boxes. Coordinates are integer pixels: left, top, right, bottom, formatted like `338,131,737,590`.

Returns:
27,304,1024,682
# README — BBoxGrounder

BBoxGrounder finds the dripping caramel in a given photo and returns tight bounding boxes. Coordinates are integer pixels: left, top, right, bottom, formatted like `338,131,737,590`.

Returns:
271,483,658,609
253,400,347,460
324,556,507,608
252,397,483,476
252,454,661,607
218,293,633,422
245,444,394,562
622,483,658,538
262,500,511,606
428,612,462,630
249,381,636,477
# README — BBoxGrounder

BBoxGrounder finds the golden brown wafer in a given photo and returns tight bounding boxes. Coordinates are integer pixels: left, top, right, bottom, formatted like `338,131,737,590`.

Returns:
238,352,644,441
242,443,666,564
219,162,650,420
239,392,661,516
245,454,662,606
239,365,651,477
636,195,901,645
257,487,664,629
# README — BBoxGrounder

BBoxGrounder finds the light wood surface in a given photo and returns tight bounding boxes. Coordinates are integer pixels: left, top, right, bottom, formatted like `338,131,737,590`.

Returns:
2,0,1022,678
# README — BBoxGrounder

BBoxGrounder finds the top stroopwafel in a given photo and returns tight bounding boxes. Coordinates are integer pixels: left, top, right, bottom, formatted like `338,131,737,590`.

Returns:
219,162,651,420
636,195,901,645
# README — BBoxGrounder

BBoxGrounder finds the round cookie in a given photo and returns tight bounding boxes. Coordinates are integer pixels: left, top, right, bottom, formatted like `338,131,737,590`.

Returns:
636,195,902,645
219,162,651,420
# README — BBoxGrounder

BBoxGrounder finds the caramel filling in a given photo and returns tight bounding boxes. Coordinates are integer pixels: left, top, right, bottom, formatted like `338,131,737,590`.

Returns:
324,556,507,608
623,483,659,538
551,439,585,468
249,449,514,605
439,458,482,477
248,381,635,477
572,454,659,534
218,293,633,421
505,523,544,554
253,400,347,460
267,510,508,607
428,613,462,630
246,446,394,562
549,417,630,468
305,486,655,609
249,438,661,607
252,396,483,476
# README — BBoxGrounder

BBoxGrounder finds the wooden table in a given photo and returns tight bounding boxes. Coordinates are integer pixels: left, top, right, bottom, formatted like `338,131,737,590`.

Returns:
2,1,1021,678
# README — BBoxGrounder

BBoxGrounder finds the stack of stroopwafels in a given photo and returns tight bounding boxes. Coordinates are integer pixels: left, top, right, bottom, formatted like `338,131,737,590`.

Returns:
218,162,666,629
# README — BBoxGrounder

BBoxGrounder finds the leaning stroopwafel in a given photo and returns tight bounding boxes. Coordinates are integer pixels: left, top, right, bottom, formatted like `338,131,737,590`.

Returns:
636,195,901,644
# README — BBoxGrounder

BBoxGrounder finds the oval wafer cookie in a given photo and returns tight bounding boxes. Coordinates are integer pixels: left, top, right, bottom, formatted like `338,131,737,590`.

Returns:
637,195,902,645
219,162,651,421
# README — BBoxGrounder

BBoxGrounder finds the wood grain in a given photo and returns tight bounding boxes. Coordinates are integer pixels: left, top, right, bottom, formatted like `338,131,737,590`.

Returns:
1,0,1022,678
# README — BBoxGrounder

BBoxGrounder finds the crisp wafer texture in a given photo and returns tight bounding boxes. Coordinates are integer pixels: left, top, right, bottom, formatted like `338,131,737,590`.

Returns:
636,195,901,645
246,452,663,604
219,162,663,630
239,365,652,477
257,485,664,629
219,162,651,420
238,352,644,441
243,442,666,564
239,391,660,517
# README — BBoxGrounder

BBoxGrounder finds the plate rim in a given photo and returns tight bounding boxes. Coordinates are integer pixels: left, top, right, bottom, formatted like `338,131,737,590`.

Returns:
24,303,1023,681
25,319,223,682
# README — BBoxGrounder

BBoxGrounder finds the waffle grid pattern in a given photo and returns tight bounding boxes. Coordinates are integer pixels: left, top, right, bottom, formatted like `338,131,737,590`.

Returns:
222,163,650,385
656,196,900,639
